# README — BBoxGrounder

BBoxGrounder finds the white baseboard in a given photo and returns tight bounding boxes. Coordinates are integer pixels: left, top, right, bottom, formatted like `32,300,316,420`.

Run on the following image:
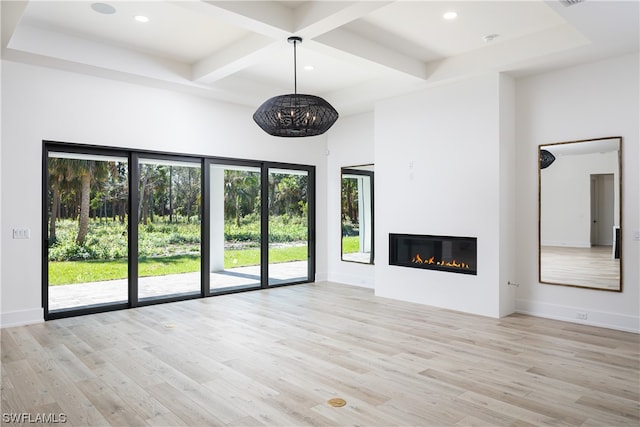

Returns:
540,241,591,248
516,299,639,333
315,272,328,282
326,272,374,289
1,308,44,328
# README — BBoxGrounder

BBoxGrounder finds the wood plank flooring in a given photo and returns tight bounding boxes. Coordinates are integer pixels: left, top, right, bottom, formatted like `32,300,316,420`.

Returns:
540,245,620,290
2,282,638,426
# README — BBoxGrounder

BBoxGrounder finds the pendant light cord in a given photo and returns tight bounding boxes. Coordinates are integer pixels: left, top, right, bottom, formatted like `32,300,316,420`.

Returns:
293,39,297,94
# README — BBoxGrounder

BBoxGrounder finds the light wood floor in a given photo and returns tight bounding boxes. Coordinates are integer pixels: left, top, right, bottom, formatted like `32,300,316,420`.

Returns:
540,245,620,290
2,282,638,426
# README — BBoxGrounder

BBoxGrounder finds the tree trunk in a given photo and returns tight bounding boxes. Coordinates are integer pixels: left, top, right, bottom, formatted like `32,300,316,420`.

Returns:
76,173,91,245
236,194,241,227
149,191,154,223
138,172,148,224
50,184,60,243
143,201,149,225
119,200,125,224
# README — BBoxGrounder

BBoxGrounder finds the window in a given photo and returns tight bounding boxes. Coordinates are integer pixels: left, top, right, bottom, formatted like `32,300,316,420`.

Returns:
44,142,315,319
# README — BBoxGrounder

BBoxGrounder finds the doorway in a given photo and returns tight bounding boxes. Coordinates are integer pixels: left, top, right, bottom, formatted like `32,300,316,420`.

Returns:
46,150,130,312
267,166,313,286
44,142,315,319
590,173,614,246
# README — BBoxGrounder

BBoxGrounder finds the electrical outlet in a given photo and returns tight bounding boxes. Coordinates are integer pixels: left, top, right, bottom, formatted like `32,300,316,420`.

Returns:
634,231,640,241
576,312,588,320
12,228,31,239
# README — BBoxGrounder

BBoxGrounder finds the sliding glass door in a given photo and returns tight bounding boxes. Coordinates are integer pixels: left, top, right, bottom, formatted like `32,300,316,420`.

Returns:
44,142,315,319
208,162,262,292
46,151,129,312
136,157,202,301
267,167,313,285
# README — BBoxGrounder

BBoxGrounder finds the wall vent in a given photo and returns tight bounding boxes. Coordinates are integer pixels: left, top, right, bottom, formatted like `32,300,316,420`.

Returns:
559,0,585,7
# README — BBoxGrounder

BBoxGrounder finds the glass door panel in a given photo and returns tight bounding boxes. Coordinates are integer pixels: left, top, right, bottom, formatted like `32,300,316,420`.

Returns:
137,158,201,300
209,164,262,291
341,167,374,264
268,168,310,285
47,152,129,311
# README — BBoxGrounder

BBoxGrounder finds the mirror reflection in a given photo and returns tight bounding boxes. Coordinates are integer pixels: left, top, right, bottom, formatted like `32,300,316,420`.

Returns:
539,137,621,291
341,165,374,264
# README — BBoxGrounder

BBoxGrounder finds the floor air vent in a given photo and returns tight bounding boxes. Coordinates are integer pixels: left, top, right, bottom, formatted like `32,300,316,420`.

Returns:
559,0,585,7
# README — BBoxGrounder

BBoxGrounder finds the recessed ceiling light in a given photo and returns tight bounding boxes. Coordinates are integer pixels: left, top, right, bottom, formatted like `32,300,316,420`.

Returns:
134,15,149,23
443,11,458,20
91,3,116,15
304,65,314,71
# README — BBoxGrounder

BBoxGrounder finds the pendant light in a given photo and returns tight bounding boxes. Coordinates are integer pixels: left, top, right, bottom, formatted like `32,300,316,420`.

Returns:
539,149,556,169
253,36,339,137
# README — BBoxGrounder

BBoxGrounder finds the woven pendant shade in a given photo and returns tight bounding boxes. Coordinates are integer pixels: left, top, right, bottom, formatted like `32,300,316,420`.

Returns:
253,36,338,137
539,149,556,169
253,93,338,137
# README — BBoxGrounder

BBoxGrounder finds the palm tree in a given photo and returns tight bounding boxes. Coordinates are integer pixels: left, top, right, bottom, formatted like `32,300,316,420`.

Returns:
74,160,95,245
47,157,71,243
225,170,259,226
105,161,128,223
138,164,169,225
64,158,108,245
50,179,61,243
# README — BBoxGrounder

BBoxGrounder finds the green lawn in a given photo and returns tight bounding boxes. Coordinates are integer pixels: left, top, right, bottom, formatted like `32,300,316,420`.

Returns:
342,235,359,254
49,246,308,285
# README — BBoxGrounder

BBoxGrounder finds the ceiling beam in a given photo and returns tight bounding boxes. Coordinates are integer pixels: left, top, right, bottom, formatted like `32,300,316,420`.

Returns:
173,1,297,84
197,1,294,38
181,1,405,86
423,23,590,83
1,0,29,49
192,33,278,83
9,22,192,83
293,1,394,38
314,27,428,80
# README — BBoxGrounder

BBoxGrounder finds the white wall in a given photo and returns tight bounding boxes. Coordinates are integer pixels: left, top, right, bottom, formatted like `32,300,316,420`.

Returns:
0,60,328,327
326,112,375,288
541,151,618,247
515,53,639,332
3,53,637,332
499,74,517,317
374,73,515,318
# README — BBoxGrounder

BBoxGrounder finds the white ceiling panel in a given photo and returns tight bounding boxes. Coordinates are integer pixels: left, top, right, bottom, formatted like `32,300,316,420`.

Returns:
352,1,567,59
20,1,250,63
2,0,637,116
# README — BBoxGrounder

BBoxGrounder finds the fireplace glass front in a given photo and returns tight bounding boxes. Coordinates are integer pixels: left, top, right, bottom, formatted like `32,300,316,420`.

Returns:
389,233,477,275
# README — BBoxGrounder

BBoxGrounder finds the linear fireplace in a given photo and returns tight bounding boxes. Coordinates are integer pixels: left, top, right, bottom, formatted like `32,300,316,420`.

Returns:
389,233,477,275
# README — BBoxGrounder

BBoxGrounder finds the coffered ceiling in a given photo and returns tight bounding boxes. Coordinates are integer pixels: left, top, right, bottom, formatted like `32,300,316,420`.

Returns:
2,1,638,115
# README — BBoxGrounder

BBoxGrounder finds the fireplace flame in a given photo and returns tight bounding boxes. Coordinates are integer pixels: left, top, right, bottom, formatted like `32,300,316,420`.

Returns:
411,253,470,270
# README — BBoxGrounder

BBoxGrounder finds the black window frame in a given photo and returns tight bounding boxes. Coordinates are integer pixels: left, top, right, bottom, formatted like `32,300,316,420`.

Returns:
43,140,316,320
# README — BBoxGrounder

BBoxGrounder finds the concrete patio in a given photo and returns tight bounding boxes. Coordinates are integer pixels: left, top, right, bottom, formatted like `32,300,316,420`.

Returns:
48,261,308,311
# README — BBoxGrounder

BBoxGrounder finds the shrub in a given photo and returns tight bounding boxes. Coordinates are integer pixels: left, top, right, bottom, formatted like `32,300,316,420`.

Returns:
49,241,97,261
48,214,308,262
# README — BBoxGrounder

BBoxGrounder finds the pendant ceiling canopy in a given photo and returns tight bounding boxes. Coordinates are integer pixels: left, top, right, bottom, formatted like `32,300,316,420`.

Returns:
253,37,338,138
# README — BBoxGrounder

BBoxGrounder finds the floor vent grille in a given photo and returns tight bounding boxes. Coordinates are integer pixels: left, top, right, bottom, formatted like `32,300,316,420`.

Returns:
560,0,585,7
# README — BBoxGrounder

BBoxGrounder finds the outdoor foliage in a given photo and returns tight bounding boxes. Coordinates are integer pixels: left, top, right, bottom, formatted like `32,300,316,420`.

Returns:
342,236,359,254
48,216,307,262
341,176,360,237
47,156,310,284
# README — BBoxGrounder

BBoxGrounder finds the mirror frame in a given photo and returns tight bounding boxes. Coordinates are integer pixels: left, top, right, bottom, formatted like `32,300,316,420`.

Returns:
341,164,374,264
538,136,622,292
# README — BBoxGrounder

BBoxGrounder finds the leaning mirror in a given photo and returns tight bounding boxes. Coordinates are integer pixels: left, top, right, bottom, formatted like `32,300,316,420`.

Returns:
539,137,622,291
341,164,374,264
